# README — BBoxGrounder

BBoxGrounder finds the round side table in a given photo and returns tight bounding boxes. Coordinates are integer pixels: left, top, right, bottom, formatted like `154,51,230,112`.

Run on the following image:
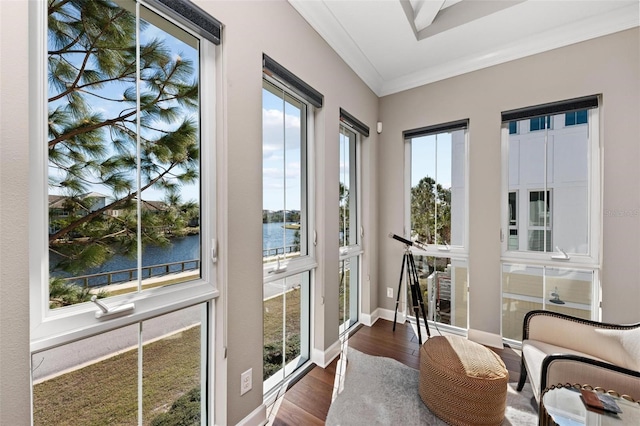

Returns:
540,384,640,426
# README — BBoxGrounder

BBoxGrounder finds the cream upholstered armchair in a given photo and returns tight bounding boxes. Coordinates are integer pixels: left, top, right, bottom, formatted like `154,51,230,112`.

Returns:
516,310,640,403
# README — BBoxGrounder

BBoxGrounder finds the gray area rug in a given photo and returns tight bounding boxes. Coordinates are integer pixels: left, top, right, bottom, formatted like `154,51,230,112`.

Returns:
326,347,537,425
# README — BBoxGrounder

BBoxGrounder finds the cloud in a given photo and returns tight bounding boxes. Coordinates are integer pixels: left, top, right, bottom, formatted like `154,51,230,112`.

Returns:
262,108,301,159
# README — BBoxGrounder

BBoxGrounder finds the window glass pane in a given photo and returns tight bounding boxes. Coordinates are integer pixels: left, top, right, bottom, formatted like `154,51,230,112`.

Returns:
33,324,139,424
502,264,544,341
263,272,310,386
142,305,205,424
339,256,359,333
262,82,306,262
576,110,588,124
530,115,551,131
528,191,549,226
564,110,588,127
410,129,465,247
339,127,357,248
545,267,593,317
502,264,593,340
412,255,467,328
508,192,517,226
139,6,201,289
508,121,517,134
47,1,201,309
508,113,589,254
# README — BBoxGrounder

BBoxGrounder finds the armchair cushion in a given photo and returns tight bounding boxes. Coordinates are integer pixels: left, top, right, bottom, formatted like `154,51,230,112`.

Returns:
517,310,640,403
596,327,640,371
521,341,607,398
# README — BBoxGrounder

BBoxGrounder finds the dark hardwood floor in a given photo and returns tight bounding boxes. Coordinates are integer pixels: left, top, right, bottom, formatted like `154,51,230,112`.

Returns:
270,319,524,425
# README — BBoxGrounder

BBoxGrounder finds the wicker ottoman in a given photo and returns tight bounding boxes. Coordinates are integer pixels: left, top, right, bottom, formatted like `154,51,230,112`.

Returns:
419,335,508,425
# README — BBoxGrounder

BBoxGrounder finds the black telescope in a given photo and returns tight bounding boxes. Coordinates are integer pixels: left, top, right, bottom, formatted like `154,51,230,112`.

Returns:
389,233,431,344
388,233,428,250
388,233,414,246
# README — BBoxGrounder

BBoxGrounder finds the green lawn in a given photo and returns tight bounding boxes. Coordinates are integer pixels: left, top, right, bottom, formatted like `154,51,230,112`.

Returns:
34,290,303,424
33,326,201,426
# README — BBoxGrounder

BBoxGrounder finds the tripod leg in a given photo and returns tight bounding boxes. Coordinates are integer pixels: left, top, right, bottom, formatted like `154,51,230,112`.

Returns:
392,254,407,332
409,254,431,338
408,272,423,345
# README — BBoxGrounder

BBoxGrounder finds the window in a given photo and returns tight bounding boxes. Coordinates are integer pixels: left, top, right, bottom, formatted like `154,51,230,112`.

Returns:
501,96,601,341
404,120,468,329
338,111,366,334
565,110,588,126
529,115,551,131
528,190,552,252
262,57,321,392
32,1,220,423
508,191,518,250
508,121,518,135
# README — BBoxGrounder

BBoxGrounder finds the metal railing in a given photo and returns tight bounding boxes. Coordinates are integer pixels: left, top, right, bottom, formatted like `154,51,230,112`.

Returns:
263,245,300,258
61,259,200,288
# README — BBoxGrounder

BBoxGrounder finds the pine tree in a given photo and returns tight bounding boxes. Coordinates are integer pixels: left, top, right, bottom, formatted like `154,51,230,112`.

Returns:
410,176,451,245
48,0,200,275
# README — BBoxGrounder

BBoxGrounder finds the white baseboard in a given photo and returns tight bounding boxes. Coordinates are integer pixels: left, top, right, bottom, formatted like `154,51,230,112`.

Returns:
377,307,404,323
360,308,382,326
468,328,504,349
311,338,342,368
235,404,267,426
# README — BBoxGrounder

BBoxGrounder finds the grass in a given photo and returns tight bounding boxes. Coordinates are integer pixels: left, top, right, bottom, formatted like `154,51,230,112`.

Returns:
33,326,201,426
263,287,301,347
263,287,303,380
34,288,306,424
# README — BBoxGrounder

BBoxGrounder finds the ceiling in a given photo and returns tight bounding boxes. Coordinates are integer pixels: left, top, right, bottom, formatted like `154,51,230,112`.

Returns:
288,0,640,97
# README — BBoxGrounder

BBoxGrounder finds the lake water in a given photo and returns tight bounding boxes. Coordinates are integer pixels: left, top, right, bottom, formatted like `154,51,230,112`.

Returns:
51,222,298,285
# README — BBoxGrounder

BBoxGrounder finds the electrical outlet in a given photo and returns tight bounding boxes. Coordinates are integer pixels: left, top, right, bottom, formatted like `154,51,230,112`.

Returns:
241,368,252,395
387,287,393,298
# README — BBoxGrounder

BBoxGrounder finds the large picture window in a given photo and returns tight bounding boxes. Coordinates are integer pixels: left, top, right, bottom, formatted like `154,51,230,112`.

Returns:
501,97,601,341
404,120,468,329
31,1,220,422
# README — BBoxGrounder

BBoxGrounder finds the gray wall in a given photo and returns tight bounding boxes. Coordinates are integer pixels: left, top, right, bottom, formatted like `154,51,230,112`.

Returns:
0,1,31,424
378,28,640,338
0,1,378,425
197,1,378,423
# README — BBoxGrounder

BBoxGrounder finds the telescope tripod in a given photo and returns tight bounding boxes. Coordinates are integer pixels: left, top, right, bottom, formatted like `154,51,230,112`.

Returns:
392,246,431,345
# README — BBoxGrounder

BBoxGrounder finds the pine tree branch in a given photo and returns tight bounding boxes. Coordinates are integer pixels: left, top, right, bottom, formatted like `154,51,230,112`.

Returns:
49,161,177,242
48,8,129,103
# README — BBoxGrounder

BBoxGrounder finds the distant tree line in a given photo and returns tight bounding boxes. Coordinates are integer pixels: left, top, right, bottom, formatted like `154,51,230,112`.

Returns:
263,210,300,224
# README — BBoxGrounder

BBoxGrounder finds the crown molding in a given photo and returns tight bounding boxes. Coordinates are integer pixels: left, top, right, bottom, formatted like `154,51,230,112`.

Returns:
379,3,640,96
288,0,384,95
290,1,639,98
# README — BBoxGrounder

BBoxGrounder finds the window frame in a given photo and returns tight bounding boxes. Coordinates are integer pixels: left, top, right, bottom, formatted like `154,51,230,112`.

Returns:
338,123,362,335
500,107,601,266
404,125,469,257
262,77,318,280
261,75,316,393
29,0,219,353
338,124,362,260
403,122,470,329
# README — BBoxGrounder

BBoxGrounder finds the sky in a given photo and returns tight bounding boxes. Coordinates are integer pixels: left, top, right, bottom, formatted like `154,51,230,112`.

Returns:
411,132,453,189
262,87,303,212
